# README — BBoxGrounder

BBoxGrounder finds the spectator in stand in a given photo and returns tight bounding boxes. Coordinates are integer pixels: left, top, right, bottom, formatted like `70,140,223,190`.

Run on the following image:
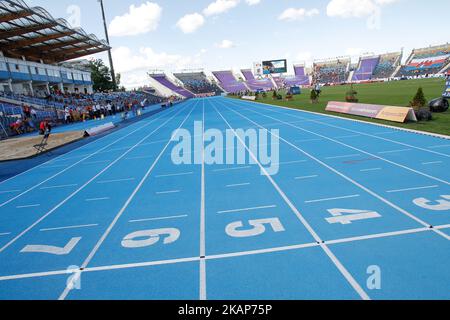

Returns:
10,119,23,135
106,102,112,116
22,104,31,119
64,106,71,124
30,107,37,120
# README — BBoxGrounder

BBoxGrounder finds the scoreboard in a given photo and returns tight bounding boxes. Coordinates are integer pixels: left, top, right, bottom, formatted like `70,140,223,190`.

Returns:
262,59,287,74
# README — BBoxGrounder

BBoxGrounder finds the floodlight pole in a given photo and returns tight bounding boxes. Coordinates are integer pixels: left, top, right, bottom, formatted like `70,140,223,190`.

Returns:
99,0,117,91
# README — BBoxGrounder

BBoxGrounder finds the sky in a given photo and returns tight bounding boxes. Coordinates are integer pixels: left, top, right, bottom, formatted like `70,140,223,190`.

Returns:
27,0,450,89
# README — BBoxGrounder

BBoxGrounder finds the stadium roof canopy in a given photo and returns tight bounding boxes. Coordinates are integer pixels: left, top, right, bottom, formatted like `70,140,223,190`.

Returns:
0,0,110,64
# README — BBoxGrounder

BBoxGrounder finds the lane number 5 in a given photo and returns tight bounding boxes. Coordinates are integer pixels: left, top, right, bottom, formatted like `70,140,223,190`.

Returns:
226,218,285,238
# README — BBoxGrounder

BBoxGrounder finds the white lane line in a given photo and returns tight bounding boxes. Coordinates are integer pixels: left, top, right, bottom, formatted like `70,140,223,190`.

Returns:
0,107,180,208
50,154,89,163
84,257,201,274
41,164,69,169
257,101,450,160
58,102,197,301
360,168,382,172
129,215,188,223
335,134,361,139
276,160,307,165
378,149,412,154
422,161,443,165
97,178,135,184
155,190,180,195
214,102,370,300
40,184,78,190
85,197,110,202
326,227,431,245
3,222,450,283
217,205,277,214
0,190,21,194
213,166,252,172
296,138,323,143
325,154,361,160
156,172,194,178
233,99,450,188
139,139,170,147
0,232,11,236
125,155,154,160
295,175,318,180
243,100,450,188
224,100,443,231
429,144,450,149
207,242,319,261
200,99,206,301
84,160,111,165
374,131,397,135
226,183,251,188
16,204,41,209
40,224,99,232
305,194,360,204
386,185,439,193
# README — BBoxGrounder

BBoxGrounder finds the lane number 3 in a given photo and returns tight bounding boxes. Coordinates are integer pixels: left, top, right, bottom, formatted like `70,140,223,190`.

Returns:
413,195,450,211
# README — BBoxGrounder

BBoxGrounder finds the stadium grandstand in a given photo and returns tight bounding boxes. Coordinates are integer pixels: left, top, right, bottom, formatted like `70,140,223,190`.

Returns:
173,71,223,96
272,76,286,89
351,55,380,81
212,70,248,93
148,73,195,99
397,43,450,78
284,64,310,86
372,51,402,79
240,69,274,91
0,0,166,139
313,57,351,85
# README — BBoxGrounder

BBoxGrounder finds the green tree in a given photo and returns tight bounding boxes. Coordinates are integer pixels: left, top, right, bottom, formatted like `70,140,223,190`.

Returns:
89,59,118,92
411,87,427,110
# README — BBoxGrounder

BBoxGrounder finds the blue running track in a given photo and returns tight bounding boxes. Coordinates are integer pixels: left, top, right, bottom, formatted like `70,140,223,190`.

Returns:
0,96,449,300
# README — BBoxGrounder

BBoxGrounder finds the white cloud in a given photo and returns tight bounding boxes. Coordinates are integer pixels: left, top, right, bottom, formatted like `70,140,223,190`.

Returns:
246,0,261,5
111,46,196,88
216,40,235,49
278,8,319,21
203,0,240,16
113,46,193,74
326,0,400,30
326,0,399,18
176,13,205,34
109,2,162,37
